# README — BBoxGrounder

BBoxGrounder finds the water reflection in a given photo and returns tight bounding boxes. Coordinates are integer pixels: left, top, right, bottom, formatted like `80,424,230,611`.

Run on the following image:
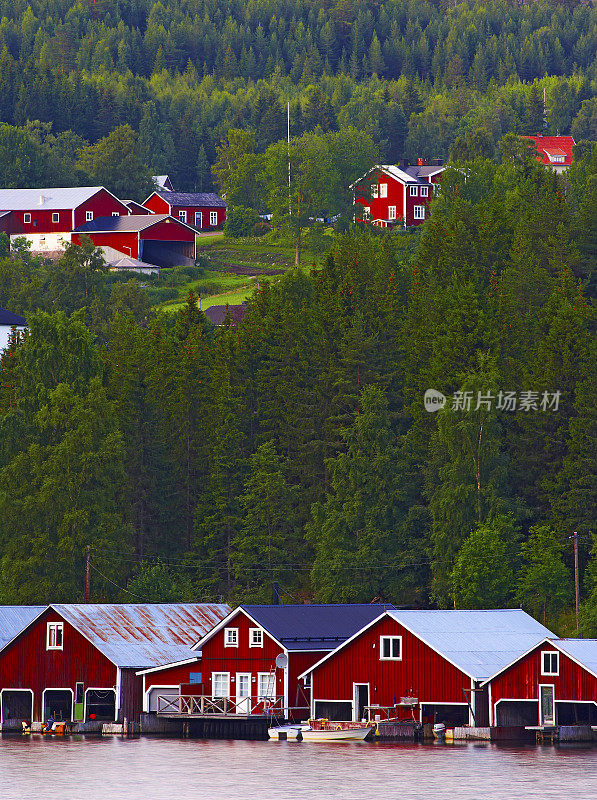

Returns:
1,736,595,800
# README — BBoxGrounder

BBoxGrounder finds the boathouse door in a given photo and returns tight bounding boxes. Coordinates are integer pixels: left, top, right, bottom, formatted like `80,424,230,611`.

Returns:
539,685,555,726
236,673,251,714
353,684,369,722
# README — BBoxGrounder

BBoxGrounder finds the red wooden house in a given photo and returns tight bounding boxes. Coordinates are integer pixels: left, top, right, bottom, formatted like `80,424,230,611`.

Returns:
72,214,197,267
0,603,229,728
351,160,444,228
522,134,575,174
143,191,226,230
0,187,129,253
138,604,393,718
299,610,553,725
483,637,597,727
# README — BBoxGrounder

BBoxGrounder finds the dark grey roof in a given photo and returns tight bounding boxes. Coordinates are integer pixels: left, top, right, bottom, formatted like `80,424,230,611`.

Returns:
155,191,226,208
75,214,172,233
0,307,27,326
404,165,444,181
241,604,395,651
204,303,247,326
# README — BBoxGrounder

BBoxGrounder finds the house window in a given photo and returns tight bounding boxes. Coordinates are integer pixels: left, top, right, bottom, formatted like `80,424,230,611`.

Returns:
52,212,60,223
420,186,429,198
112,212,120,217
371,184,379,198
86,211,93,221
179,210,187,223
541,651,559,676
224,627,239,647
413,206,425,220
379,183,388,198
210,211,218,226
380,636,402,660
249,628,263,648
212,672,230,698
409,186,418,196
24,213,31,223
257,673,276,700
388,206,397,221
363,207,371,220
549,155,565,163
47,622,64,650
195,212,202,227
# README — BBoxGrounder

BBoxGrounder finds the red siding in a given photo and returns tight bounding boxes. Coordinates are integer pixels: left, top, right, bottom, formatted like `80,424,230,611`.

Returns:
170,206,225,230
311,616,472,717
73,189,129,229
4,209,75,236
143,194,171,215
72,231,139,258
144,661,201,693
354,171,405,226
0,608,116,722
139,218,196,242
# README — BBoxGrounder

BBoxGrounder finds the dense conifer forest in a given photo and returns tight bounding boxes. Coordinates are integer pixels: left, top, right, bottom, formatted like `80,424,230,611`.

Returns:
0,1,595,633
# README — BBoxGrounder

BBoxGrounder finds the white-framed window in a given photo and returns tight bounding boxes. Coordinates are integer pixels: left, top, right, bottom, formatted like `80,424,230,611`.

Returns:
195,212,202,227
380,635,402,660
257,673,276,700
112,212,119,217
409,185,418,196
212,672,230,698
379,183,387,198
52,212,60,223
420,185,429,197
413,205,425,220
47,622,64,650
224,627,239,647
388,206,397,221
549,155,565,163
86,211,93,221
249,628,263,648
178,210,187,223
371,184,379,198
24,213,31,223
541,651,559,676
210,211,218,226
363,206,371,220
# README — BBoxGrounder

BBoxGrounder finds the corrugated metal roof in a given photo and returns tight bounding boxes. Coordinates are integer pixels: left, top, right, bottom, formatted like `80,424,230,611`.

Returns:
155,191,226,208
75,214,172,233
0,307,27,326
0,187,103,211
242,604,395,651
552,638,597,677
54,603,230,668
390,610,554,680
0,606,46,648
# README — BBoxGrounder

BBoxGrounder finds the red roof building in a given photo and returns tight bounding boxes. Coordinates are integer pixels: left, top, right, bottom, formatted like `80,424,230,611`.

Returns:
144,191,226,230
351,161,444,228
522,135,575,173
483,637,597,727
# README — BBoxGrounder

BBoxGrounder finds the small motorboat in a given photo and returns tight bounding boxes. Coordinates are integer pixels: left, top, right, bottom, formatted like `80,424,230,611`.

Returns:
300,719,373,742
268,724,311,741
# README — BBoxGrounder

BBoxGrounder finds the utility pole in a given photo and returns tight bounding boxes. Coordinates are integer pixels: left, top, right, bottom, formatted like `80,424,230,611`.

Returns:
287,101,291,219
85,544,91,604
573,531,579,633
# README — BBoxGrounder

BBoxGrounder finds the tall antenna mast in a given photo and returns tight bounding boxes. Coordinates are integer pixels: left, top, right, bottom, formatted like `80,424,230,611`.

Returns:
287,101,291,218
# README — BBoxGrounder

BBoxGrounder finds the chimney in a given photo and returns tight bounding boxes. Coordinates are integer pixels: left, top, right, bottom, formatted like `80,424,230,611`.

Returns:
432,158,443,166
38,195,45,205
418,158,428,167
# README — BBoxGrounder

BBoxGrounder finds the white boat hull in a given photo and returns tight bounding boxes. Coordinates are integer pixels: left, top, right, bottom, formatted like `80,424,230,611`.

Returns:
268,725,310,740
300,727,371,742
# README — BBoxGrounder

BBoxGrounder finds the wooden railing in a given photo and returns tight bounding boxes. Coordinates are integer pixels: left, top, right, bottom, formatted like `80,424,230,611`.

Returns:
156,694,286,717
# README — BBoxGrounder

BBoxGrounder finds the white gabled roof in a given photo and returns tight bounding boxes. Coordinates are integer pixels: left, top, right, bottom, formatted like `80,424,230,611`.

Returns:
350,164,418,190
299,609,554,682
0,187,107,212
553,638,597,677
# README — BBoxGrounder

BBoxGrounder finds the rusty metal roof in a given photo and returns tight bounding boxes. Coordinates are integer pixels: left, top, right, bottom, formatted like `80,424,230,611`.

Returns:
53,603,230,669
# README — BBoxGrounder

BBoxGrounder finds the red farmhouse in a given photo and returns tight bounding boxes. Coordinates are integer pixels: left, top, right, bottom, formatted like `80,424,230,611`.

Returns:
351,161,444,228
0,603,229,728
144,191,226,230
73,214,197,267
300,610,553,725
484,637,597,727
522,134,575,174
138,604,393,718
0,187,129,253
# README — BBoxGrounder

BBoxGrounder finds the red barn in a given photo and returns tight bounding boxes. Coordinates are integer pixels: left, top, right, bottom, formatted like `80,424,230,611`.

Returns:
522,135,575,174
143,191,226,230
138,604,393,719
0,603,229,729
0,187,129,253
72,214,197,267
300,610,553,726
351,161,444,228
484,637,597,727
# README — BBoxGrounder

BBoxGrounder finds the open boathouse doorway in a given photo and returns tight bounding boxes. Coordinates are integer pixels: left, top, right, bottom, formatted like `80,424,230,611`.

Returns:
1,689,33,725
43,689,73,721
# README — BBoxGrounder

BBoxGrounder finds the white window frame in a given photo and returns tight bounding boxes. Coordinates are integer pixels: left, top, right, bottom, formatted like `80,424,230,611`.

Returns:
409,185,419,196
52,212,60,223
371,184,378,198
46,622,64,651
212,672,230,698
210,211,218,226
112,211,120,217
85,211,93,221
388,206,397,221
420,185,429,198
549,155,565,163
413,205,425,220
541,650,559,676
24,213,31,224
249,628,263,648
379,183,387,198
257,672,276,700
179,210,187,223
379,635,402,661
224,627,239,648
195,211,202,227
363,206,371,220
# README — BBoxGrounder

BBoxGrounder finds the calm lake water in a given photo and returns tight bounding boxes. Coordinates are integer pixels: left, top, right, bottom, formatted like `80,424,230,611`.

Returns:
1,736,596,800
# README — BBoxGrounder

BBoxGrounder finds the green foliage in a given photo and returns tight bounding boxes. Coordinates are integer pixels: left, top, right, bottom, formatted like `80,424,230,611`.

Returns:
517,525,573,625
224,206,262,238
124,560,194,603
